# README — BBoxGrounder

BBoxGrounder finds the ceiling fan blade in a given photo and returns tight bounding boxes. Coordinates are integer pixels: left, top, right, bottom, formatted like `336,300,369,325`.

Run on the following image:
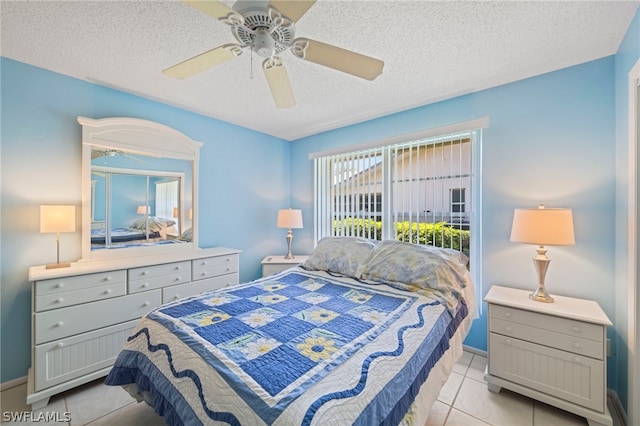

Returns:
268,1,316,23
163,44,243,79
263,57,295,109
183,0,240,22
291,38,384,81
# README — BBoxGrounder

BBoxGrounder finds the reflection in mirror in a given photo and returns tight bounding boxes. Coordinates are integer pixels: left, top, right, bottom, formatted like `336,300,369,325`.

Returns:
90,161,189,250
79,116,202,261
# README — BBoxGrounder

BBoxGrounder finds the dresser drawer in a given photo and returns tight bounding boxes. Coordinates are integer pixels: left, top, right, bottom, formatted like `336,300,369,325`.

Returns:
128,261,191,281
35,270,126,296
36,282,126,312
34,320,137,391
489,332,605,412
128,271,191,293
490,304,603,342
162,274,238,303
192,255,238,281
490,317,603,359
35,290,161,344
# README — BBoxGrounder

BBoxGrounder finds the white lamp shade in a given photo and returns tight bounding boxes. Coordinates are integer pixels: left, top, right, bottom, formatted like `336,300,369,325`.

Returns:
277,209,303,229
137,205,150,215
173,207,179,218
510,206,575,246
40,205,76,233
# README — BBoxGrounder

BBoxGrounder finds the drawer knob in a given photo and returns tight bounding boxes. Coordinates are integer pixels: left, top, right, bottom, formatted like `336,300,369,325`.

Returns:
226,258,231,262
201,261,207,266
174,294,180,300
504,339,512,345
143,302,149,307
226,267,231,272
175,276,182,281
56,283,64,289
505,326,512,332
57,342,64,348
55,298,63,304
574,357,582,363
573,342,581,349
175,265,181,270
104,289,112,294
142,283,149,288
142,271,148,276
105,276,112,281
504,312,511,318
55,321,64,328
201,271,208,277
572,326,581,333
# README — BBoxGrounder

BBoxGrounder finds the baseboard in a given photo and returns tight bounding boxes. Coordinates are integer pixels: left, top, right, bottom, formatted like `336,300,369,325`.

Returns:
607,389,627,426
462,344,487,357
0,376,27,392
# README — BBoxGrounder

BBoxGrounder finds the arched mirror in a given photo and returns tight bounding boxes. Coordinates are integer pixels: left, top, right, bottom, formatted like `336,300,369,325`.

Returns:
79,116,201,260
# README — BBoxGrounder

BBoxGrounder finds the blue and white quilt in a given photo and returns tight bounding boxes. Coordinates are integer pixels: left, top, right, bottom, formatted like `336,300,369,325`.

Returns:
105,268,468,425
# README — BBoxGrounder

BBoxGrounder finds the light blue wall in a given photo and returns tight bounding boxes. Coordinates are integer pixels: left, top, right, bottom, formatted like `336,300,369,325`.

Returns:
290,56,619,388
614,7,640,414
0,57,291,383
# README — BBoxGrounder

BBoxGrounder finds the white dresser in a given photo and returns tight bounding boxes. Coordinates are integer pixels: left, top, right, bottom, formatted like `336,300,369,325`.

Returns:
484,285,613,426
27,247,240,410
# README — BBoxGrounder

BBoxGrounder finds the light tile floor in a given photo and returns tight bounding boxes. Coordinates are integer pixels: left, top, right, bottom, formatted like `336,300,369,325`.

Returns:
0,351,598,425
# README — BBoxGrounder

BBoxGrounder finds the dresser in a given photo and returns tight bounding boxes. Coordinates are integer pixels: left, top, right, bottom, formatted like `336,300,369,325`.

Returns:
484,285,613,426
27,247,240,410
261,255,309,277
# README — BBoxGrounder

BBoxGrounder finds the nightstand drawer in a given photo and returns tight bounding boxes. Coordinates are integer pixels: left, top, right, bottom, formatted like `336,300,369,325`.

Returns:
490,304,603,342
489,332,604,412
490,318,603,359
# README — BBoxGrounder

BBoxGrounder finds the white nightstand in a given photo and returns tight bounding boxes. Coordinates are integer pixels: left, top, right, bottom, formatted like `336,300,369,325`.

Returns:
261,255,309,277
484,285,613,426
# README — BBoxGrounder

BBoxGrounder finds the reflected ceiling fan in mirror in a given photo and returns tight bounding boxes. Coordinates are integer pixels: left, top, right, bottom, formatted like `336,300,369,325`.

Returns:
91,149,148,164
163,0,384,108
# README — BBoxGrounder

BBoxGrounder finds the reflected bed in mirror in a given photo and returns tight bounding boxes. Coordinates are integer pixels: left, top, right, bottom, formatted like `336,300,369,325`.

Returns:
79,117,202,260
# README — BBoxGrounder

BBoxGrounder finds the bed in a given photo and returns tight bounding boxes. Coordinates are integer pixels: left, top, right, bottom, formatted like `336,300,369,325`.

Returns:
105,237,477,425
90,216,178,246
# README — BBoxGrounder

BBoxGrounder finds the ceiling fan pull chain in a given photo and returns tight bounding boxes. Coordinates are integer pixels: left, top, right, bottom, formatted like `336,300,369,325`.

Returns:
250,48,254,79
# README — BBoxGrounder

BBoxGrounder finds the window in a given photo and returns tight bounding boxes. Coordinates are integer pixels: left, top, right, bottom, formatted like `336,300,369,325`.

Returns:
312,119,486,303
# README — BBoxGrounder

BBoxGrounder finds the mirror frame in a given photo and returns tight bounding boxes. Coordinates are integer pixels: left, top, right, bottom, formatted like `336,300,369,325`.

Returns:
79,116,202,261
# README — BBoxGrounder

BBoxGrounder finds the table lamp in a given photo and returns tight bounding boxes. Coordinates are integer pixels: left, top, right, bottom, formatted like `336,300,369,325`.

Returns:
40,205,76,269
277,208,303,259
510,204,575,302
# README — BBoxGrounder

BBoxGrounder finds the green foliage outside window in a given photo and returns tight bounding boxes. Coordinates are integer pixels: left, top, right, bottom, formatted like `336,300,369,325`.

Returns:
333,218,470,255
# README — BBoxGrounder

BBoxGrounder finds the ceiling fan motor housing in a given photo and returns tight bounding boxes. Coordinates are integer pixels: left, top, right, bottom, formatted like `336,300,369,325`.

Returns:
231,9,295,58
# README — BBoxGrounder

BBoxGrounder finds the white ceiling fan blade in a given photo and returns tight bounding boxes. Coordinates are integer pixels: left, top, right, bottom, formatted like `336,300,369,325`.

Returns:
263,57,295,109
291,38,384,81
268,1,316,23
183,0,241,23
163,44,243,79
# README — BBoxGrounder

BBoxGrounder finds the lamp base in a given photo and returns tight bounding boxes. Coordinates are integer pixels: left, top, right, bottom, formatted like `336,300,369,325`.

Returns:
46,262,71,269
529,286,554,303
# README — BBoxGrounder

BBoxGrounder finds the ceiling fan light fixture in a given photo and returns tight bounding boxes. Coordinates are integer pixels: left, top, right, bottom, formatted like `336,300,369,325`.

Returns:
253,29,277,58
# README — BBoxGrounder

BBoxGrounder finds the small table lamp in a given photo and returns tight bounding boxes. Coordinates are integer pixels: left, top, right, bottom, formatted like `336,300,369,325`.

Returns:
510,204,575,302
277,208,303,259
137,205,150,215
40,205,76,269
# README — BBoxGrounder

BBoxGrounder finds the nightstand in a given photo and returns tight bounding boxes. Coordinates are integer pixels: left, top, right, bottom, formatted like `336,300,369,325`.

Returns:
261,255,309,277
484,285,613,426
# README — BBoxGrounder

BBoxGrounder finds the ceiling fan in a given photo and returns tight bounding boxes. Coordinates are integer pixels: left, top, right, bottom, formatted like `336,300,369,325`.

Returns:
163,0,385,108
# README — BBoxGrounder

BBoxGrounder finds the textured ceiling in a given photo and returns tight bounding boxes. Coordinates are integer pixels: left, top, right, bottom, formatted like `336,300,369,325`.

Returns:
1,1,638,140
